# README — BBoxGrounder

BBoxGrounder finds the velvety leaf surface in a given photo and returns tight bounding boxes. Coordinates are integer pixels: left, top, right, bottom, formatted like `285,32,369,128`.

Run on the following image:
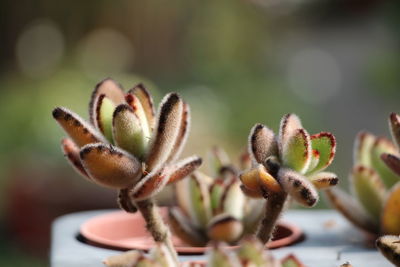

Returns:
146,93,183,171
89,78,125,124
128,83,156,130
53,107,106,147
167,156,202,184
94,94,115,141
279,113,302,153
112,104,147,158
282,129,311,174
248,124,278,164
125,93,151,140
80,143,141,189
166,102,190,163
61,138,89,179
131,167,171,201
308,171,338,189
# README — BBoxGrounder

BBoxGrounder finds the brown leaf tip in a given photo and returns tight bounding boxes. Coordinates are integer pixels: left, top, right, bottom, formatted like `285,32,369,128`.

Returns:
52,107,64,119
113,104,134,118
390,112,400,125
330,177,339,185
157,93,181,132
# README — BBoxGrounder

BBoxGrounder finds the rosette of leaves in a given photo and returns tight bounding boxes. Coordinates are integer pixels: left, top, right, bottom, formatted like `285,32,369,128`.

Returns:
376,235,400,266
240,114,338,243
326,113,400,236
104,237,306,267
52,78,202,264
169,147,263,246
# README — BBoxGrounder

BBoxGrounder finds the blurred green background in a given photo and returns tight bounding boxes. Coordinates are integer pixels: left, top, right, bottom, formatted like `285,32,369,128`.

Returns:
1,0,400,265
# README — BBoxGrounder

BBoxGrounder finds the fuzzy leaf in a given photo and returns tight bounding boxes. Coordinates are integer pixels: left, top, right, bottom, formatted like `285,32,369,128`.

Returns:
125,93,151,141
248,124,278,164
128,83,156,130
168,207,207,246
166,102,191,163
350,165,386,221
207,214,243,243
381,182,400,235
307,149,320,173
220,180,246,219
89,78,125,124
167,156,202,184
325,188,378,233
80,143,141,189
131,167,171,201
146,93,183,171
308,172,338,189
370,137,399,188
52,107,106,147
389,112,400,149
93,94,115,141
282,129,312,174
308,132,336,173
277,168,318,207
279,113,303,153
103,250,143,267
61,138,89,179
281,254,305,267
187,173,212,228
149,244,175,267
381,153,400,176
353,131,376,166
112,104,148,158
376,235,400,266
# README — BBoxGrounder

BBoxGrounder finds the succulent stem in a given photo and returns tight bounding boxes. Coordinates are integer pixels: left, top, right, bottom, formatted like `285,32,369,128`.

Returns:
256,191,288,244
135,198,179,265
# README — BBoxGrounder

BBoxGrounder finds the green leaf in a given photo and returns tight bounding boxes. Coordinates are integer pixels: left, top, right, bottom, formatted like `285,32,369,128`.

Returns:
187,173,212,227
236,237,268,266
308,132,336,173
279,113,303,153
210,181,225,213
370,137,399,188
220,180,246,219
112,104,147,158
282,129,312,174
351,165,386,221
281,255,305,267
353,131,376,166
94,94,115,141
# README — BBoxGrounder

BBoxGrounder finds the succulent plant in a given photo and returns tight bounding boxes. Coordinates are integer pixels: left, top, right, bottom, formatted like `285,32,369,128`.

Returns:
52,78,202,264
376,235,400,266
240,114,338,243
169,147,263,246
326,113,400,236
104,237,305,267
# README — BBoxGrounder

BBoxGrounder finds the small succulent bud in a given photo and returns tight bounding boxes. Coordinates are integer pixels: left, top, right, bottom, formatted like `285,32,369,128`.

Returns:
376,235,400,266
249,124,278,164
207,214,243,243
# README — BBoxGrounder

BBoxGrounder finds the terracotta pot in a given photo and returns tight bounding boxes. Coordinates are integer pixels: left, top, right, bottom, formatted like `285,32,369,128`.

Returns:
80,209,303,254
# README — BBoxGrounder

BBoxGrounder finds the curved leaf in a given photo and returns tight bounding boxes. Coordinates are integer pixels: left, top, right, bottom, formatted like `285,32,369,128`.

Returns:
309,132,336,173
279,113,302,154
248,124,278,164
131,166,171,201
80,143,141,189
308,171,338,189
220,180,246,219
128,83,156,130
167,156,202,184
125,93,151,141
61,138,89,179
89,78,125,124
187,173,212,227
52,107,106,147
282,128,312,174
93,95,115,141
207,214,243,243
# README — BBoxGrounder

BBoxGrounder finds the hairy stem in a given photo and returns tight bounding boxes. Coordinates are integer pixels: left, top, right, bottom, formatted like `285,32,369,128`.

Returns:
135,198,179,265
256,191,288,244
